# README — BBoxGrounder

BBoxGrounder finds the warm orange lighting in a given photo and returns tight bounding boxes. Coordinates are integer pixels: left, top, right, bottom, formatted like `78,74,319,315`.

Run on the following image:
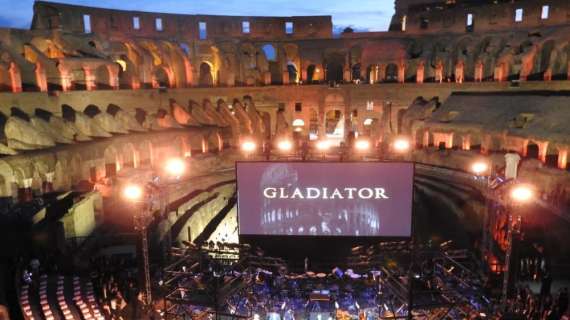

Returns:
510,185,534,203
471,161,489,176
355,139,371,151
277,139,293,152
123,184,144,201
393,138,411,153
241,140,256,153
316,140,330,151
165,158,185,177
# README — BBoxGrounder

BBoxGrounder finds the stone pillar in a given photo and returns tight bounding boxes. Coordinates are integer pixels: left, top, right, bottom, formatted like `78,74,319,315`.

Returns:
44,172,55,193
558,149,568,170
462,135,471,151
84,67,96,91
19,178,33,203
343,67,351,83
398,62,406,84
435,61,444,83
282,70,289,85
263,71,271,85
9,63,22,93
538,141,549,163
455,61,464,84
35,63,48,92
543,68,552,81
475,61,484,82
58,63,72,91
108,66,119,90
416,61,425,84
423,131,430,148
378,65,386,83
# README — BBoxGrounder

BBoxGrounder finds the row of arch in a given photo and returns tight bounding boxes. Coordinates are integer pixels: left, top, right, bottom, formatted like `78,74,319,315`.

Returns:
413,129,570,170
0,130,223,200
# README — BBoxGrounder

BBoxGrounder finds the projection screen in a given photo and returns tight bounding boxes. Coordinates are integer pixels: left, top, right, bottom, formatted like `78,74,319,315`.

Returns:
236,162,414,237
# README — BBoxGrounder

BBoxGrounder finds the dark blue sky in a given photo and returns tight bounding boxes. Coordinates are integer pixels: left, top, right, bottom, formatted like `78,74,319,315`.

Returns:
0,0,395,32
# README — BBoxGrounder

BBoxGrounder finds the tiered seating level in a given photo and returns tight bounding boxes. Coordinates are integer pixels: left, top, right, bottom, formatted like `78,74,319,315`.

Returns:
20,275,105,320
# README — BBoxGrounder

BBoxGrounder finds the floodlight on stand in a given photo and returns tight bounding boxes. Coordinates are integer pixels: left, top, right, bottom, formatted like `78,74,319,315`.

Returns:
165,157,185,177
393,137,411,153
510,184,534,203
316,140,330,151
277,139,293,152
354,139,371,151
241,140,256,153
123,184,144,201
471,161,489,176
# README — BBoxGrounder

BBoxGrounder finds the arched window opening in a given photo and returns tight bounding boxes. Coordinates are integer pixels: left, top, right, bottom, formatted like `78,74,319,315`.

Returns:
526,142,539,159
385,63,398,83
325,62,343,83
287,61,298,84
306,65,316,83
351,63,361,82
95,65,111,89
199,62,213,87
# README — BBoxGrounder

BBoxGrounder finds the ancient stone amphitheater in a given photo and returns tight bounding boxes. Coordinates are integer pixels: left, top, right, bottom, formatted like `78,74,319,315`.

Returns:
1,0,570,318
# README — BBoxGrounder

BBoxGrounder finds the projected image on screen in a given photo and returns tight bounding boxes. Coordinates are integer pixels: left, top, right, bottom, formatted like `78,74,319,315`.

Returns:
236,162,414,237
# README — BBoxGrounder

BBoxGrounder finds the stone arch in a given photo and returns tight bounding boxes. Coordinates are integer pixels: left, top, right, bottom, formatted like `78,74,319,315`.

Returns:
152,65,173,88
308,108,319,138
84,104,102,118
72,67,87,90
199,62,214,87
32,158,54,193
545,144,559,168
526,141,539,159
95,64,112,89
53,159,70,191
262,44,281,85
530,40,555,81
70,153,83,183
351,63,362,81
287,61,298,84
138,140,154,167
0,64,11,92
325,60,343,83
324,93,345,143
0,160,14,198
306,64,316,83
385,63,399,82
122,142,137,168
103,145,119,178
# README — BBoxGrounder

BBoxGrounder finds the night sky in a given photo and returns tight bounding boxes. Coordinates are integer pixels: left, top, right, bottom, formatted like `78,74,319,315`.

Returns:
0,0,395,33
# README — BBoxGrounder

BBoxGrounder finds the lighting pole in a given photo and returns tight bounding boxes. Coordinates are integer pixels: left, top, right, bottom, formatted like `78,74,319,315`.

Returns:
501,184,534,311
123,157,187,307
124,184,154,306
470,161,491,260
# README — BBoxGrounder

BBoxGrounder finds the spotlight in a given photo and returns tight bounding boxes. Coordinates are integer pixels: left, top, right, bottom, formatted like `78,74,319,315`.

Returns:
393,137,410,153
123,184,143,201
316,140,330,151
471,161,489,176
354,139,371,151
165,157,185,177
241,140,256,153
510,184,534,203
277,139,293,152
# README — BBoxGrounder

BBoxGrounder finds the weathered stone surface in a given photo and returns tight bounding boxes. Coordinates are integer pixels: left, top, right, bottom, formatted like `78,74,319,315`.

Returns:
5,117,55,150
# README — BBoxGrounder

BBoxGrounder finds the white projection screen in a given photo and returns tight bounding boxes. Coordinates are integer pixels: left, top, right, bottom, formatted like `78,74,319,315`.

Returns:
236,162,414,238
